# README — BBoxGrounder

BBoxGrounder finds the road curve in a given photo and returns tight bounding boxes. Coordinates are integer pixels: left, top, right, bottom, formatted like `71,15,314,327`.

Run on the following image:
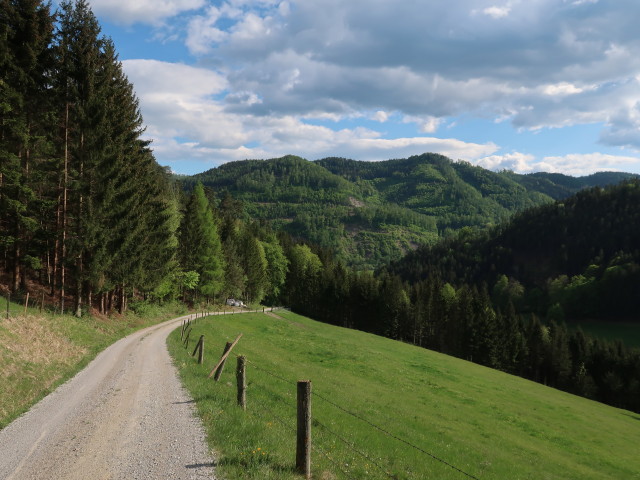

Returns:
0,314,216,480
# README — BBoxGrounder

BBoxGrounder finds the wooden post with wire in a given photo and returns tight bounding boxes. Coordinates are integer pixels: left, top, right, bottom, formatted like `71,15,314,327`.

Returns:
296,380,312,478
213,341,233,381
208,334,242,379
183,327,192,349
236,355,246,410
192,335,204,364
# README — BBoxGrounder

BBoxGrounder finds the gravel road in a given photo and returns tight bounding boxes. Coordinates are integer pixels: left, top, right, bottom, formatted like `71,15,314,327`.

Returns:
0,314,217,480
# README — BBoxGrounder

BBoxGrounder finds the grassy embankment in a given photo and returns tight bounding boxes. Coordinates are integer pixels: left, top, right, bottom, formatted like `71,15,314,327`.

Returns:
168,310,640,480
0,297,187,429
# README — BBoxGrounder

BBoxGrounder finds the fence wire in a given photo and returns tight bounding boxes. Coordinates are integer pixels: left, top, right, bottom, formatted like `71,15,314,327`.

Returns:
313,418,396,480
312,390,481,480
217,350,481,479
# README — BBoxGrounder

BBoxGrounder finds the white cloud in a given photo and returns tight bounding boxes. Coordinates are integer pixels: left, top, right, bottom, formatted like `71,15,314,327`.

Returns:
87,0,205,25
185,6,227,55
541,153,640,176
542,82,585,96
372,111,389,122
179,0,640,145
101,1,640,174
403,115,442,133
121,59,497,169
482,5,511,19
475,152,536,172
476,151,640,175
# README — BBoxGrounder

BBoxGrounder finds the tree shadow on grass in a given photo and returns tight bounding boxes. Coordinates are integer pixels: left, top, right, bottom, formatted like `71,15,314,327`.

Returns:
624,413,640,421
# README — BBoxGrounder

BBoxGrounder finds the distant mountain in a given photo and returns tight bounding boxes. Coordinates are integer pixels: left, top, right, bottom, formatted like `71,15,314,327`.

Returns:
181,153,638,269
386,180,640,321
504,170,638,200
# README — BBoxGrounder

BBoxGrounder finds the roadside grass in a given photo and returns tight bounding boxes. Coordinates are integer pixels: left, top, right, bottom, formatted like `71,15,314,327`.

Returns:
0,297,187,429
168,310,640,480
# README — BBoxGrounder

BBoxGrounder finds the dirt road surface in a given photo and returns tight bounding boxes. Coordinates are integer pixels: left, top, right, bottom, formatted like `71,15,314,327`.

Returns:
0,315,216,480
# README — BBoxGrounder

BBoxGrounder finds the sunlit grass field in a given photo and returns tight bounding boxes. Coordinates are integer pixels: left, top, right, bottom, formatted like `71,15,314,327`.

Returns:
168,310,640,480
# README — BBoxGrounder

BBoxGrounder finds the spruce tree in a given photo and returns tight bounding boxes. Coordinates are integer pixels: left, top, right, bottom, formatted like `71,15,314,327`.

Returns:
0,0,55,291
179,183,225,302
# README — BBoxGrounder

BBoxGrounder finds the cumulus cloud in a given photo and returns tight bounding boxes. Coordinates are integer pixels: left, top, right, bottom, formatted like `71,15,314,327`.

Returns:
121,59,498,169
475,151,640,176
87,0,204,25
102,1,640,173
540,153,640,176
476,152,537,172
180,0,640,142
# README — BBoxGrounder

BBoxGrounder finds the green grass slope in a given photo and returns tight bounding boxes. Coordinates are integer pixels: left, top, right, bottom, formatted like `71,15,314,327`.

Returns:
168,311,640,480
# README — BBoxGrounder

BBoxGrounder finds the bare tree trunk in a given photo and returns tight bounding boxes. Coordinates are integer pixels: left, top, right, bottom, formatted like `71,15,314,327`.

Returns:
74,132,84,318
60,103,69,315
51,178,62,296
12,244,20,293
118,284,125,315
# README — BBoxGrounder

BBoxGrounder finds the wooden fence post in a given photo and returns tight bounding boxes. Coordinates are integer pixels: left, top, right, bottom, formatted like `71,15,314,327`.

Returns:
6,292,9,319
198,335,204,364
191,335,205,364
40,292,44,313
236,356,246,410
183,327,192,349
214,341,233,381
23,292,29,314
296,380,312,478
208,334,243,379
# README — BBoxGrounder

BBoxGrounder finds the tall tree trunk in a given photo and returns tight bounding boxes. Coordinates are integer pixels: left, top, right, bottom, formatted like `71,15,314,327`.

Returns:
60,102,69,315
12,244,21,293
118,284,125,314
51,177,62,296
75,132,84,318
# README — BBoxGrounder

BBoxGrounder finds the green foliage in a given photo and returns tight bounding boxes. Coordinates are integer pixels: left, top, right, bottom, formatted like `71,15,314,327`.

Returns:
179,183,225,299
261,237,289,304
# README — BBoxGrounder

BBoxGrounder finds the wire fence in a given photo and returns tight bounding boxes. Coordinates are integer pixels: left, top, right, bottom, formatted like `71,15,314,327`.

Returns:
181,310,483,480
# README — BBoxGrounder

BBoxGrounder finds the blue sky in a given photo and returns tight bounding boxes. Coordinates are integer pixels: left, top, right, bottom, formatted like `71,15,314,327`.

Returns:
72,0,640,176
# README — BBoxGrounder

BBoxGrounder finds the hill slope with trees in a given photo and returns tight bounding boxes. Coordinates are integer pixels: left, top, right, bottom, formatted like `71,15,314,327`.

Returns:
386,180,640,322
182,153,636,269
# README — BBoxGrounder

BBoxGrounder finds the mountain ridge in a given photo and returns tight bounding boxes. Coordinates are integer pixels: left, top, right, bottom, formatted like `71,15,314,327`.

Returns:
179,153,638,269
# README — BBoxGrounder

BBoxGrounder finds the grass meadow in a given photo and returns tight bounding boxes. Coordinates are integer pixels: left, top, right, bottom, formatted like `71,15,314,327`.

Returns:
168,310,640,480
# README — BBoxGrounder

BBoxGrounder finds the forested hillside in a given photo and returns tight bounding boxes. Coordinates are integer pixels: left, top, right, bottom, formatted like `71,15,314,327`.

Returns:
183,155,441,269
183,154,637,269
386,180,640,321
